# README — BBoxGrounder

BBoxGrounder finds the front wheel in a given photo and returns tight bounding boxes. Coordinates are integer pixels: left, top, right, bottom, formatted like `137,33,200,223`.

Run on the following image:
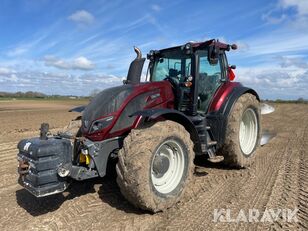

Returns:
220,93,261,168
116,121,194,212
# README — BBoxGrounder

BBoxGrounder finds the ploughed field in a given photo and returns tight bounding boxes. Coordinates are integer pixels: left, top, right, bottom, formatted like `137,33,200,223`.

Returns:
0,100,307,230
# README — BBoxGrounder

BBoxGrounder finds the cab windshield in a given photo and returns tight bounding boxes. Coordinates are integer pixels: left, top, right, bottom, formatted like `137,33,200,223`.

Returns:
151,49,191,82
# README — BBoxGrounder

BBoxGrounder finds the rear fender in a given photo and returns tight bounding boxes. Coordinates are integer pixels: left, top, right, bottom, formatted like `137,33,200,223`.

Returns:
219,87,260,116
207,86,260,148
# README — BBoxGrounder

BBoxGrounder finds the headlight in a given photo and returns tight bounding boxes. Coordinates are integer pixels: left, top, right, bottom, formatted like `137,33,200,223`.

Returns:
89,116,114,133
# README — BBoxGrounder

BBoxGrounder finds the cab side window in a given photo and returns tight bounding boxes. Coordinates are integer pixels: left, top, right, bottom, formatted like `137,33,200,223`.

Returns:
197,52,222,113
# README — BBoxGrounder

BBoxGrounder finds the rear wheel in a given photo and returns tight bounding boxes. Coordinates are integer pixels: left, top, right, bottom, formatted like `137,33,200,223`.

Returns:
116,121,194,212
221,93,261,167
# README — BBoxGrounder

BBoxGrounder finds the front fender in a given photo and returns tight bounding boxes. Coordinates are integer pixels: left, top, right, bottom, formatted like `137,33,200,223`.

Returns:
131,109,201,153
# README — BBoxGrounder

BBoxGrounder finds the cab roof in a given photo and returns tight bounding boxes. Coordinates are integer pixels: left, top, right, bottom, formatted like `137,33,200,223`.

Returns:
158,39,232,53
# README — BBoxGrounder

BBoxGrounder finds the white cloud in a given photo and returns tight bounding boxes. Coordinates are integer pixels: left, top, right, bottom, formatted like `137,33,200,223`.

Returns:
151,4,161,12
68,10,94,25
73,56,95,70
5,34,47,57
6,47,28,57
262,11,287,24
43,55,95,70
280,0,308,15
235,63,308,99
10,74,18,82
0,67,15,75
234,32,308,58
0,69,123,96
262,0,308,28
277,56,308,68
233,41,250,52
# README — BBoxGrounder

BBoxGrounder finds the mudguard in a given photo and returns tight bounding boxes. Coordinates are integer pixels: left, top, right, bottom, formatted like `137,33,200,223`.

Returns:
219,86,260,116
207,86,260,149
131,109,201,153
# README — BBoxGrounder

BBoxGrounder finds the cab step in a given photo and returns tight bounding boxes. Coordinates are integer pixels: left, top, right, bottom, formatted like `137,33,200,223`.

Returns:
207,140,217,146
207,155,224,163
207,148,224,163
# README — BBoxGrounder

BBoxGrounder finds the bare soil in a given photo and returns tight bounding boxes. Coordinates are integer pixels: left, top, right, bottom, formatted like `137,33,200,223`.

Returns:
0,100,307,231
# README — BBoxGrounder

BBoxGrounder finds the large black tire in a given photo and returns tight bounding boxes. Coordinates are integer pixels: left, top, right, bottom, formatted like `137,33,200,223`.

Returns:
116,120,194,212
220,93,261,168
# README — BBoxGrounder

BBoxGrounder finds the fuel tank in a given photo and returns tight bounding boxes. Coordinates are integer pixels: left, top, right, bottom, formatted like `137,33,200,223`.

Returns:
82,81,174,141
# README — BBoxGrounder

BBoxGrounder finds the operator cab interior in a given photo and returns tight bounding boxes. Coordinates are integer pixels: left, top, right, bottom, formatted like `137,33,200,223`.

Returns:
148,42,227,114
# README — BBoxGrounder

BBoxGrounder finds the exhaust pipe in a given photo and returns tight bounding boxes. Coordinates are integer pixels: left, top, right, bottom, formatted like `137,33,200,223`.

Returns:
125,46,146,84
134,46,142,59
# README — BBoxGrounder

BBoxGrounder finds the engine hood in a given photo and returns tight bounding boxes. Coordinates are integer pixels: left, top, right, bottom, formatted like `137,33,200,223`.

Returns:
82,85,133,131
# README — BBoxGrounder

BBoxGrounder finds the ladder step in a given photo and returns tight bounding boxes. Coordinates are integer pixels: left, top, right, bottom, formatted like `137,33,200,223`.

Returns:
206,126,210,130
208,141,217,146
207,155,224,163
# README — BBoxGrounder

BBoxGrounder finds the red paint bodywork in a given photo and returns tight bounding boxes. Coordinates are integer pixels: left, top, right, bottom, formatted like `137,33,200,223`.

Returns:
85,81,174,141
85,80,241,141
208,81,241,113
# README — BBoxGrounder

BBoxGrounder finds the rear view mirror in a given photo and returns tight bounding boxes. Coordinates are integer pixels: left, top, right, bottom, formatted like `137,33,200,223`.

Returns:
208,44,219,65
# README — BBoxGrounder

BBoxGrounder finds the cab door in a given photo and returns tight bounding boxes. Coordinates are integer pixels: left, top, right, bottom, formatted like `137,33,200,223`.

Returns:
196,50,226,113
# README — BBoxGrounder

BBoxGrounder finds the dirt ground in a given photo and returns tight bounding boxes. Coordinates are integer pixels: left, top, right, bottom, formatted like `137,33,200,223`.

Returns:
0,100,307,231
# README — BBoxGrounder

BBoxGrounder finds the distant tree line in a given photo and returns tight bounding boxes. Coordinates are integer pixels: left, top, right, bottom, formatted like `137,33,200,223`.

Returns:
262,97,307,104
0,91,47,98
0,91,306,103
0,91,88,99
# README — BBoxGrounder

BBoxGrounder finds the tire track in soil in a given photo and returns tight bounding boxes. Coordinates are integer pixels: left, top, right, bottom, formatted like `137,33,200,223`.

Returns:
152,168,251,231
237,133,297,231
0,144,17,161
236,129,301,231
298,125,308,230
298,150,308,230
0,143,19,192
0,142,17,149
261,125,308,231
154,144,282,231
0,173,159,231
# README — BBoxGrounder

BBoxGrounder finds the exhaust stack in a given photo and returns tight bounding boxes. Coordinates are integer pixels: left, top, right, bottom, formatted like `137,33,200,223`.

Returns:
125,46,146,84
134,46,142,59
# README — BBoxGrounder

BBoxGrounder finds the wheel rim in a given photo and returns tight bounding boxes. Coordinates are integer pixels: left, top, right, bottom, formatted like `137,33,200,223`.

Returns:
151,139,185,194
239,108,258,155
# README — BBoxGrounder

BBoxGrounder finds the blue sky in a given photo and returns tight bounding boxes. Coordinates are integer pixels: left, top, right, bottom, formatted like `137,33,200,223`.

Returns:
0,0,307,99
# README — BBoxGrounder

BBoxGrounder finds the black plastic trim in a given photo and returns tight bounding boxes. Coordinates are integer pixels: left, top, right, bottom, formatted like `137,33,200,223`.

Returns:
69,105,86,113
131,109,201,153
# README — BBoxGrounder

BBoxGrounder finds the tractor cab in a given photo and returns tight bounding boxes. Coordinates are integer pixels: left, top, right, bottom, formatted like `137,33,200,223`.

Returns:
147,40,237,115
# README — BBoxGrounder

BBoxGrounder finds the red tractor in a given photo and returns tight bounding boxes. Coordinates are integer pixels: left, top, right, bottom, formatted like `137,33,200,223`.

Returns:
17,39,271,212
